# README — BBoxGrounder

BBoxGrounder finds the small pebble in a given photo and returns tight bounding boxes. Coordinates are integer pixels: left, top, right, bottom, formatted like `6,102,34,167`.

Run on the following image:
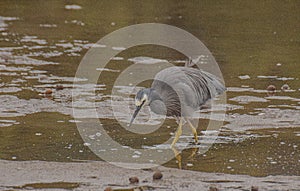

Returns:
209,185,218,191
55,84,64,90
267,85,276,91
104,187,112,191
45,89,53,95
129,176,139,184
251,186,259,191
153,171,163,180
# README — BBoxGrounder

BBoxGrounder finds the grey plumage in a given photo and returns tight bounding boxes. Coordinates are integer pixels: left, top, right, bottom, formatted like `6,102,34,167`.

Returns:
129,66,225,145
149,67,225,116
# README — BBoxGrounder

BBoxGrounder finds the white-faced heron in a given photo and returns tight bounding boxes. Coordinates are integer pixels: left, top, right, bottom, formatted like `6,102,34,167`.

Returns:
129,66,225,146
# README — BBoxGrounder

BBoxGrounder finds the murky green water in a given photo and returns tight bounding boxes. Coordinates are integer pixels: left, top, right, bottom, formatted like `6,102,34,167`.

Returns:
0,1,299,177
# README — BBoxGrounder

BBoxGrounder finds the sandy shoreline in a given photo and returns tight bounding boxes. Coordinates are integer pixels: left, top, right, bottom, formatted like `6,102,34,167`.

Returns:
1,160,299,191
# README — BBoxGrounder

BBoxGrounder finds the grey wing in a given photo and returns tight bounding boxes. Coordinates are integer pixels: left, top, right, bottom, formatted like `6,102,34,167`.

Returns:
181,67,225,107
185,68,225,100
152,67,225,110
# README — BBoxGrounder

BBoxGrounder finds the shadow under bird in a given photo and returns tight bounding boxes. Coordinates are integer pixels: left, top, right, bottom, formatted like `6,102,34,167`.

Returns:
129,66,225,146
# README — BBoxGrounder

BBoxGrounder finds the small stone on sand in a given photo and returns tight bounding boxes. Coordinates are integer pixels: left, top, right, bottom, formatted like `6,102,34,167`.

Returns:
104,187,112,191
55,84,64,90
129,176,139,184
45,89,52,95
153,171,163,180
209,185,219,191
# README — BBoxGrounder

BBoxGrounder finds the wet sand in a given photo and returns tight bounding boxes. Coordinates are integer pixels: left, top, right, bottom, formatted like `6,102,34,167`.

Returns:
1,160,299,191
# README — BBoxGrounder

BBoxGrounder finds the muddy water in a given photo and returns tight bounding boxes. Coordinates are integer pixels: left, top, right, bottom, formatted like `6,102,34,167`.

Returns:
0,1,299,177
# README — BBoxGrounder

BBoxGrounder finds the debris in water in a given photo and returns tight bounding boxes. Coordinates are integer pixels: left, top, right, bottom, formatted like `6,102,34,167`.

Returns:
281,84,290,91
267,85,276,96
267,85,276,92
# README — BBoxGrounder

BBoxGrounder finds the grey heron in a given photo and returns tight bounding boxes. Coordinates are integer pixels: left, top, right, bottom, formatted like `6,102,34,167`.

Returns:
129,66,225,146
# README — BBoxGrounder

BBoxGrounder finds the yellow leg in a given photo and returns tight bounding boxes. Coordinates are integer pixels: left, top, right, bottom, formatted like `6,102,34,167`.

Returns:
187,119,198,144
171,117,183,147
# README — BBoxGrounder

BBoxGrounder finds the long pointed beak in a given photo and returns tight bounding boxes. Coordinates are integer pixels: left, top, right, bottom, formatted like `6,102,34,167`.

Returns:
128,102,144,127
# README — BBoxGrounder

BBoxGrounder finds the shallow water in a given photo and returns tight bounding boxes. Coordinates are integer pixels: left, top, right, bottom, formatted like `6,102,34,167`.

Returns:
0,1,299,177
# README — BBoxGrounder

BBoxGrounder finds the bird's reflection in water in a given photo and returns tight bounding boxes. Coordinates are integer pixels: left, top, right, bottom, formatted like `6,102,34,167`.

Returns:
169,117,202,169
172,146,199,169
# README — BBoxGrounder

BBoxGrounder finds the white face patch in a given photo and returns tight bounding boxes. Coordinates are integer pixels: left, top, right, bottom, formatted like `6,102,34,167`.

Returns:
135,93,148,106
135,100,142,106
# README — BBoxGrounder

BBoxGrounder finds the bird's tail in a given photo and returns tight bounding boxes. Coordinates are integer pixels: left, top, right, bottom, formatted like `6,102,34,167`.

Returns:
201,70,226,96
184,57,226,96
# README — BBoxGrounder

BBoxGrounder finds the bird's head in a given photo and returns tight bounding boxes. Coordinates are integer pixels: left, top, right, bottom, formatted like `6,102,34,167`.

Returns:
128,88,151,127
135,89,150,107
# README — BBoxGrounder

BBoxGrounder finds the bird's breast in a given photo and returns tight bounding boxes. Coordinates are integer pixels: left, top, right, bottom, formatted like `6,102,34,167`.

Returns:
149,100,167,115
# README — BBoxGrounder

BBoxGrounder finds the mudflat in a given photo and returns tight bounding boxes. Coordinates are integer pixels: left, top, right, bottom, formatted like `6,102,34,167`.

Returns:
1,160,299,191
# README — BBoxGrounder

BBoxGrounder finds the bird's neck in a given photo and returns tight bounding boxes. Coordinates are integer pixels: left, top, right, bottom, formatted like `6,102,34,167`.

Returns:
147,88,162,103
147,88,167,115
